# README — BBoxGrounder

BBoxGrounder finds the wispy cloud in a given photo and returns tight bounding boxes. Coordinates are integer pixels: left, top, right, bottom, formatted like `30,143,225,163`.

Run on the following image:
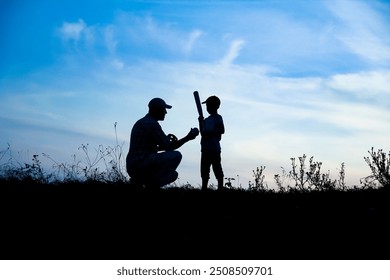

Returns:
104,25,118,54
219,39,245,66
58,19,87,42
327,0,390,64
327,71,390,101
183,29,203,55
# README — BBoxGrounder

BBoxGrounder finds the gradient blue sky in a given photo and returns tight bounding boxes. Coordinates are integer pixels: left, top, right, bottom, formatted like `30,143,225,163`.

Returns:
1,0,390,188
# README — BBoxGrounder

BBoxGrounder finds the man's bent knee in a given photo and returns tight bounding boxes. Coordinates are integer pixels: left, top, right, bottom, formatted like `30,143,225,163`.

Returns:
167,150,181,159
172,151,182,165
163,151,182,169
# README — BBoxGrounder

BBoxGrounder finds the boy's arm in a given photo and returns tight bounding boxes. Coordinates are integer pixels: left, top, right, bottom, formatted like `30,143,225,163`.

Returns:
214,115,224,135
210,115,225,136
217,121,225,135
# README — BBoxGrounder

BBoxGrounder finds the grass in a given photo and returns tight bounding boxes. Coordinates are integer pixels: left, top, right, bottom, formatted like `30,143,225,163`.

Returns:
1,142,388,191
1,140,390,260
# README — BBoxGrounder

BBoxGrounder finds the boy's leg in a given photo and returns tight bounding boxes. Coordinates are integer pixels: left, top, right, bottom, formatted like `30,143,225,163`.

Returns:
217,177,224,190
211,152,224,190
201,178,209,191
201,152,211,191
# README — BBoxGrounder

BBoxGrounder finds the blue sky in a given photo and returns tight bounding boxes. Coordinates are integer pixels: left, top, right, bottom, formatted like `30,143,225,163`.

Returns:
1,0,390,188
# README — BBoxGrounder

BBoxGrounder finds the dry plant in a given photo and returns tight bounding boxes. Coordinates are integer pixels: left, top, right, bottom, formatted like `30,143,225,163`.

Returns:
361,147,390,189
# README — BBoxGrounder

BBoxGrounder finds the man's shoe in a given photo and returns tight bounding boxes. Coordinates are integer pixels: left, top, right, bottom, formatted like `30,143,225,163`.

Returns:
130,178,144,190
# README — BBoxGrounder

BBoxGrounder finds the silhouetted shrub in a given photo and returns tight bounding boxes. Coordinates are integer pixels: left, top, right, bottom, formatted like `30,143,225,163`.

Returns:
248,166,269,192
362,147,390,189
273,154,345,192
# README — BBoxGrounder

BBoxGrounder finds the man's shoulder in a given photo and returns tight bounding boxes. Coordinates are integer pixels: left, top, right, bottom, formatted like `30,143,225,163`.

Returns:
132,115,160,134
136,114,158,125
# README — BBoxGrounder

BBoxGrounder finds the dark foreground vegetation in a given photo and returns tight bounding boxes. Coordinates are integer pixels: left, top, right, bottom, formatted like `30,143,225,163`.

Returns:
1,145,389,260
1,180,389,260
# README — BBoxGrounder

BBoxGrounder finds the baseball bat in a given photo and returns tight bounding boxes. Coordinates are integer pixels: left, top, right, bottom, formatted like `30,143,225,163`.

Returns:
193,91,203,118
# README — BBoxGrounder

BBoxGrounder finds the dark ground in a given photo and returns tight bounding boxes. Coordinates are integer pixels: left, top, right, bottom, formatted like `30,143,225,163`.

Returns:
1,180,389,260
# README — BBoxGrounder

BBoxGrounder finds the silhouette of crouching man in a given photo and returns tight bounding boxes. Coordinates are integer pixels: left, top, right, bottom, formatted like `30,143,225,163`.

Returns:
126,97,199,190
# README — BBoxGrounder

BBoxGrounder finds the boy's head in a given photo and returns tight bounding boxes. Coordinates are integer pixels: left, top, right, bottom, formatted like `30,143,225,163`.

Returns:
202,95,220,114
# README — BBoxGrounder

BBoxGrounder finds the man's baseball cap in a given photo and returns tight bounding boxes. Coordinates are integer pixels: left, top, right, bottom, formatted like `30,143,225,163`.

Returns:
148,97,172,109
202,95,220,107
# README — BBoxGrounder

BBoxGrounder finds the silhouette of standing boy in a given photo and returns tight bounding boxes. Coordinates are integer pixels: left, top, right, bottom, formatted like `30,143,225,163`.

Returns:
198,95,225,191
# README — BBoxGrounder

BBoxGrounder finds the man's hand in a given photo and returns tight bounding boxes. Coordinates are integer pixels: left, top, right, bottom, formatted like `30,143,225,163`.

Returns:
187,127,199,140
167,134,178,142
167,128,199,150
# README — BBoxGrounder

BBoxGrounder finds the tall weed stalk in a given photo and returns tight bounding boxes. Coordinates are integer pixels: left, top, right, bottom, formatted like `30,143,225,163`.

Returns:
0,123,129,184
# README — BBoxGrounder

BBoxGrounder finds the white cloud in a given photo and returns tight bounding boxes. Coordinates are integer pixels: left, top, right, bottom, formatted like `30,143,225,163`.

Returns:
327,71,390,99
59,19,87,42
110,59,124,70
